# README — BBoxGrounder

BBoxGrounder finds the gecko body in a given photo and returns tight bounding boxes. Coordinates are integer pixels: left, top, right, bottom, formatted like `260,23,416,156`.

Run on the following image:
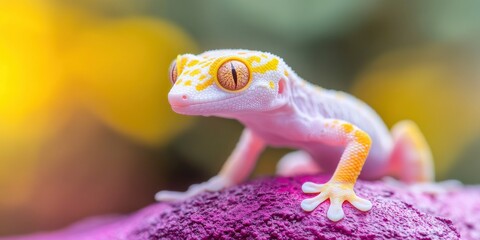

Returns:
157,49,434,221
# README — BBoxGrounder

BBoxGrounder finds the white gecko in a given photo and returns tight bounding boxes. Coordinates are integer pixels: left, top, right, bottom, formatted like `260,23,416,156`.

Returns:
155,49,434,221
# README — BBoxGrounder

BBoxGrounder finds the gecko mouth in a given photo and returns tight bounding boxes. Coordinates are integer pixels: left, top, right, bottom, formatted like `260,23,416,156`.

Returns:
169,94,244,113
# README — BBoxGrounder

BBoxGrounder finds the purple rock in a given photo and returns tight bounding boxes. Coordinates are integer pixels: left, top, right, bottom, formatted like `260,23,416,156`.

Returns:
4,174,480,239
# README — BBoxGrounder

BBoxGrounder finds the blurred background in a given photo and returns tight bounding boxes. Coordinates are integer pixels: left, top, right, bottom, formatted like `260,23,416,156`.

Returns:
1,0,480,236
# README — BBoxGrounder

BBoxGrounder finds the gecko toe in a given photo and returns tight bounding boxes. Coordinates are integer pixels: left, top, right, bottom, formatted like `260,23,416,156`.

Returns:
301,192,328,212
327,198,345,222
155,190,188,202
349,196,372,212
302,181,324,193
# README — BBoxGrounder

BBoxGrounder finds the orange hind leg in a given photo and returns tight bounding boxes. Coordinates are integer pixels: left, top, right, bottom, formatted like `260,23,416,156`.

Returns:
388,120,434,183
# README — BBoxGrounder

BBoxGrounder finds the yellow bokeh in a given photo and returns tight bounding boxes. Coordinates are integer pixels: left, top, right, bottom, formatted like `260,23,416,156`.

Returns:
352,47,480,177
0,1,196,147
64,17,196,144
0,0,196,209
0,1,62,146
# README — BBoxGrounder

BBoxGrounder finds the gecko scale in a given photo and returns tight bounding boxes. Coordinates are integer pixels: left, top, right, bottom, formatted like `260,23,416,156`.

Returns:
156,49,434,221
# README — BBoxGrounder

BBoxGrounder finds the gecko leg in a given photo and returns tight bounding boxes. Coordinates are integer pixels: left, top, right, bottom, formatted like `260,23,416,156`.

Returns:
301,119,372,221
155,128,265,201
276,151,322,177
388,120,434,183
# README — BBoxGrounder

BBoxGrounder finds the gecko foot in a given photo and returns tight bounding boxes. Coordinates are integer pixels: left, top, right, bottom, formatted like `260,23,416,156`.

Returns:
301,181,372,221
155,175,230,202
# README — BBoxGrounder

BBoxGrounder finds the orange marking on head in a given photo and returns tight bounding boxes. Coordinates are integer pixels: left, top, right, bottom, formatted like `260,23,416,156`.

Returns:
247,55,262,63
176,56,188,74
196,77,214,91
199,61,211,67
187,59,199,67
251,58,279,74
196,58,230,92
269,81,275,89
189,69,201,76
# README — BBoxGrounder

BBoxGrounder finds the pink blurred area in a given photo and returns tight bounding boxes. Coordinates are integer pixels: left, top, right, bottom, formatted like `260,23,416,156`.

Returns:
1,0,480,237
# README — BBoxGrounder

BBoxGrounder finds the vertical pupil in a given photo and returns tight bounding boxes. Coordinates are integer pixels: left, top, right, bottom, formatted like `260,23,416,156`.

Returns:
230,62,238,86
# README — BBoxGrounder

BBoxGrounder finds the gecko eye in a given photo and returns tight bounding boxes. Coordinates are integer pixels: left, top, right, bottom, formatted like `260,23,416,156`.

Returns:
168,60,178,85
216,60,250,91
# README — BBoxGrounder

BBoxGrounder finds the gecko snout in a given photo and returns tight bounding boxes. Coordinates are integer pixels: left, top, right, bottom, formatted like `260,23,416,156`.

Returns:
168,92,189,107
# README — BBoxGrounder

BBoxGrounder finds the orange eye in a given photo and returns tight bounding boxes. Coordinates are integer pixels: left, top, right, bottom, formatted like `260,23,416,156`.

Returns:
168,61,178,84
217,60,250,91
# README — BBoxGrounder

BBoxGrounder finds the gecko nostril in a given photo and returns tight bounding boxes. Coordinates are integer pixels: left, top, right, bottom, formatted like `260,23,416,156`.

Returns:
168,93,189,107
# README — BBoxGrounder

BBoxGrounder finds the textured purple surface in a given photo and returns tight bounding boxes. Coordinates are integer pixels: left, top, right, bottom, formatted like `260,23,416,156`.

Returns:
4,174,480,239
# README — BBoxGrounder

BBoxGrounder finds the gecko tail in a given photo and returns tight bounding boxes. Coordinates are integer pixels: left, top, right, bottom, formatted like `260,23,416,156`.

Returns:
387,120,434,183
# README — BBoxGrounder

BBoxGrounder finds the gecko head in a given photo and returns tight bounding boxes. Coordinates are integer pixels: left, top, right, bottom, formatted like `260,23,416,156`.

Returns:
167,49,290,118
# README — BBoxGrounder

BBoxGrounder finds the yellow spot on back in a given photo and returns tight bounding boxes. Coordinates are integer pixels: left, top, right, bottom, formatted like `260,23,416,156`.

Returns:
199,75,206,81
187,60,199,67
189,69,201,76
284,69,289,76
184,80,192,86
269,81,275,89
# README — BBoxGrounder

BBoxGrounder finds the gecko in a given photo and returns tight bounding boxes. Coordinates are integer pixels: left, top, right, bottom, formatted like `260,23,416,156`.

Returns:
155,49,434,221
